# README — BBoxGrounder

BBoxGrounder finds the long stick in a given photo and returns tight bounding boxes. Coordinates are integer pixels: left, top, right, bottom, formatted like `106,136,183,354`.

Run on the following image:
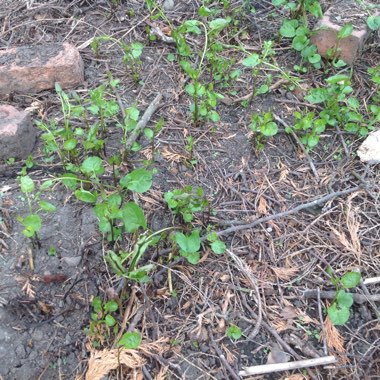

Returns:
125,93,163,151
239,355,337,376
303,289,380,304
215,186,361,237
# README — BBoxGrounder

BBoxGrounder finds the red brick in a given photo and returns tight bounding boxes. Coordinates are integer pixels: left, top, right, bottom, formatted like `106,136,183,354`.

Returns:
311,2,374,64
0,105,36,160
0,42,84,94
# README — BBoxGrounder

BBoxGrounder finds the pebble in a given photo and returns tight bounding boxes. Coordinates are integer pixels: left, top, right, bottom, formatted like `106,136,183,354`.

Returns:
163,0,174,10
31,330,44,341
15,345,26,358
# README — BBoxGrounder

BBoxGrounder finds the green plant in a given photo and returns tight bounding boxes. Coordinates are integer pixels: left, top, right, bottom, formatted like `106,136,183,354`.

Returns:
274,0,323,70
118,331,142,349
305,73,375,137
120,41,144,82
17,176,56,248
325,23,353,65
90,36,144,81
173,19,225,124
249,111,278,150
164,186,209,223
242,40,301,96
326,269,361,325
86,297,119,347
206,231,226,255
226,324,242,340
106,227,172,282
367,15,380,31
175,229,201,264
272,0,322,23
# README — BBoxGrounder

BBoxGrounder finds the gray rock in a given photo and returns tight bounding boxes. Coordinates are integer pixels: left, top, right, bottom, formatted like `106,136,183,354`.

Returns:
61,255,82,267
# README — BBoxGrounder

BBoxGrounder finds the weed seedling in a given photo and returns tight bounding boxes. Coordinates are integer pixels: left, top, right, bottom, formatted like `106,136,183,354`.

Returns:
86,297,119,348
326,269,361,325
164,186,209,223
17,176,56,248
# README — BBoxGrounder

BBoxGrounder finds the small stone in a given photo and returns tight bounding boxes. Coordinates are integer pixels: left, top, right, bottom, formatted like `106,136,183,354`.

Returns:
357,129,380,164
163,0,174,11
310,1,377,64
31,330,44,341
61,255,82,267
0,42,84,94
15,345,26,358
0,105,36,161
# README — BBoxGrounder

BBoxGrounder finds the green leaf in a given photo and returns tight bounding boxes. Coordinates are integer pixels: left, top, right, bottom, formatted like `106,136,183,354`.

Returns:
183,20,202,34
40,180,54,191
208,18,230,33
60,173,78,190
305,88,328,103
292,35,308,51
280,19,298,38
39,200,56,212
308,54,321,64
326,74,350,85
118,331,141,349
81,156,104,177
307,134,319,148
104,300,119,313
211,240,226,254
209,110,220,122
127,106,140,122
21,214,42,237
347,97,360,109
143,128,154,139
105,314,116,327
242,54,261,68
338,23,353,39
261,121,278,137
92,297,102,313
122,202,147,233
336,290,353,308
340,272,361,288
63,139,77,151
120,168,153,193
75,189,97,203
182,250,200,265
20,176,35,193
167,53,176,62
367,16,380,31
272,0,286,6
185,83,195,96
175,230,200,253
105,251,127,276
198,6,213,17
328,303,350,325
180,60,198,79
256,84,269,95
226,325,242,340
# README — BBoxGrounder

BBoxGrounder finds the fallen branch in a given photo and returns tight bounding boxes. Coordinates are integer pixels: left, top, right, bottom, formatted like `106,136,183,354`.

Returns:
125,93,163,151
215,186,362,237
303,289,380,305
239,355,337,376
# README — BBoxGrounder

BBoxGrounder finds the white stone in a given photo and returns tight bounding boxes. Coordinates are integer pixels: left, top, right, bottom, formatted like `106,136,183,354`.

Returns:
357,130,380,164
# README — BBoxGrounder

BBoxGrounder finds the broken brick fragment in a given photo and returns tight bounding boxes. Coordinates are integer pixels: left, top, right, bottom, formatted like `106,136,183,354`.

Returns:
311,1,377,64
0,42,84,94
0,105,36,161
